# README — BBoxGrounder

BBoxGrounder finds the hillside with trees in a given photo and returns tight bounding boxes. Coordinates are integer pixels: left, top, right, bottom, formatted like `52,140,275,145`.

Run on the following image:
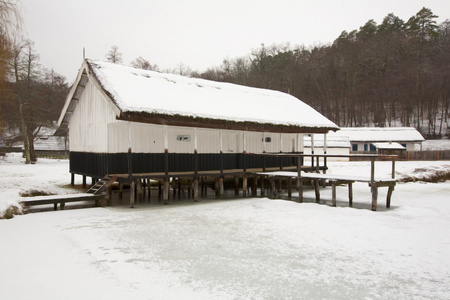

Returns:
193,8,449,138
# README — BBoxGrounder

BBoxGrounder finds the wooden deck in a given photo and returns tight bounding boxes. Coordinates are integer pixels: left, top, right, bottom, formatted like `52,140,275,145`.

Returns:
255,171,396,210
20,193,104,210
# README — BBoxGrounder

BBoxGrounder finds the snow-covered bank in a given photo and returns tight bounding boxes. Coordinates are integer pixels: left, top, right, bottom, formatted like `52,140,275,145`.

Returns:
0,153,81,217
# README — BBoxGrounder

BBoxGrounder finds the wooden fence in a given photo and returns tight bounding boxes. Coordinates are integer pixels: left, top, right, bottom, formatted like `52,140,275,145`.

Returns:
351,150,450,161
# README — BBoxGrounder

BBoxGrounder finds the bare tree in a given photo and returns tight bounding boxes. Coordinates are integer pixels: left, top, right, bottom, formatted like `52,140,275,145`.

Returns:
131,56,158,71
106,45,122,64
0,0,21,130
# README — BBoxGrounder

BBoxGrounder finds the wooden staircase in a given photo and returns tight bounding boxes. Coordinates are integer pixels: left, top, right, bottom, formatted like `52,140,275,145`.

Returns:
87,175,118,195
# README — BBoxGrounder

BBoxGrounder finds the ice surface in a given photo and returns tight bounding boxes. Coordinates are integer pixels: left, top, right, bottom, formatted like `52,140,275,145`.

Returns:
1,154,450,299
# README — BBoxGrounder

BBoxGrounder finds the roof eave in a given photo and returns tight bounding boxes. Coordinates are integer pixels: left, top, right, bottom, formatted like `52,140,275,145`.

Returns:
118,111,336,134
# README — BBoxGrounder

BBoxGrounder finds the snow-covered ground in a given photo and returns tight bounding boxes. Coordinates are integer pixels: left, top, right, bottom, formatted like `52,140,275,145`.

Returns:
1,153,450,299
422,139,450,150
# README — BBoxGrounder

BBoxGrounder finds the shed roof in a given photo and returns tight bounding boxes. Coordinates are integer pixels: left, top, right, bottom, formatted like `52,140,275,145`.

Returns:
372,142,406,150
304,134,351,148
57,59,338,134
332,127,425,143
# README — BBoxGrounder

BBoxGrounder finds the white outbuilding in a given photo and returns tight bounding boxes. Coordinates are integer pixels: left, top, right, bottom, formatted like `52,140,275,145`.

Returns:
333,127,425,153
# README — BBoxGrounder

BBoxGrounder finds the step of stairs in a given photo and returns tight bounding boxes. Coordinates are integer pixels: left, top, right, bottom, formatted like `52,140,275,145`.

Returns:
87,175,118,195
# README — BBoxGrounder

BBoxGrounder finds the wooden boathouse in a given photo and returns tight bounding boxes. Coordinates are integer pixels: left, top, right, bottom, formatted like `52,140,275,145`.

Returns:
56,59,342,207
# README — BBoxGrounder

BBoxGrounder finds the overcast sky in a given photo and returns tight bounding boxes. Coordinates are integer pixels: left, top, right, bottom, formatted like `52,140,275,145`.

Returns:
20,0,449,83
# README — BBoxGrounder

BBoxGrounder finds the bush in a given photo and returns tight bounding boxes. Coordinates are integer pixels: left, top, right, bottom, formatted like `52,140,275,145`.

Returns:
0,205,23,219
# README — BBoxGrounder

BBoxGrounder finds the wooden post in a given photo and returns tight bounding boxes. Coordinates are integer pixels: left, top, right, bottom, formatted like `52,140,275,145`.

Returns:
288,177,292,198
215,178,220,197
106,186,112,206
371,186,378,211
130,180,135,208
260,176,265,197
314,180,320,203
252,176,257,196
137,179,143,203
193,178,199,202
219,177,224,198
60,202,65,210
270,178,276,198
201,177,206,197
119,183,123,202
147,179,151,202
234,176,239,196
370,158,377,211
71,173,75,186
297,156,303,203
348,182,353,207
331,182,337,207
163,178,169,204
242,176,247,197
392,158,396,179
82,175,86,189
158,181,162,201
386,185,394,208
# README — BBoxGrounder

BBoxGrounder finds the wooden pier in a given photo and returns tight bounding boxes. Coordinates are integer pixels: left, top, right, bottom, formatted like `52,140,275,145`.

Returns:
20,193,104,211
100,153,398,211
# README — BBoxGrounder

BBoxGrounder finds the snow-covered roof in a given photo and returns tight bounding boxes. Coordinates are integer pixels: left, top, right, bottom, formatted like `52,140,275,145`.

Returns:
372,142,406,150
58,59,338,134
304,133,351,148
333,127,425,142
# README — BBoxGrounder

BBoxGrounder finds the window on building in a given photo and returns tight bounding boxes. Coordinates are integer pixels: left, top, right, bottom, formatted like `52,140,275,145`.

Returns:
364,144,368,151
262,137,271,143
370,144,376,151
352,144,358,151
176,134,191,142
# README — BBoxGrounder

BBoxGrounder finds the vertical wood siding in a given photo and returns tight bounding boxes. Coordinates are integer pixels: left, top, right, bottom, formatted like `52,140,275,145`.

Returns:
69,80,119,152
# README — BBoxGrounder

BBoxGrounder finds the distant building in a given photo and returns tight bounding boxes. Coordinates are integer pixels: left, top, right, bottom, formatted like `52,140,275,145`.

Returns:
333,127,425,153
303,134,351,161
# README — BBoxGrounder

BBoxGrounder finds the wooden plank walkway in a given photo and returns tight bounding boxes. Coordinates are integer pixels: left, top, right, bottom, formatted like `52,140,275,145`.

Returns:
255,171,396,210
20,193,104,211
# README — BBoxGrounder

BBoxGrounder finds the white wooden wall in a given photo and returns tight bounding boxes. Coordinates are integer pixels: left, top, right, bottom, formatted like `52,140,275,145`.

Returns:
103,121,305,154
69,80,119,152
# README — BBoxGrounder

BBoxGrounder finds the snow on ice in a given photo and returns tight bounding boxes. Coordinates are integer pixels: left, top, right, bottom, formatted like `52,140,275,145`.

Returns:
1,153,450,299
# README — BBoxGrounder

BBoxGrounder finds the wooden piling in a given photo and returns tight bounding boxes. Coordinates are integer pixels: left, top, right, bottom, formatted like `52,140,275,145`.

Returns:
270,178,276,198
331,182,337,207
288,177,292,198
219,177,224,198
242,176,247,197
386,185,394,208
234,176,239,196
194,178,199,202
119,183,123,202
260,176,265,197
252,176,257,196
371,186,378,211
130,180,135,208
137,179,143,203
297,157,303,203
314,180,320,203
348,182,353,207
163,178,169,204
